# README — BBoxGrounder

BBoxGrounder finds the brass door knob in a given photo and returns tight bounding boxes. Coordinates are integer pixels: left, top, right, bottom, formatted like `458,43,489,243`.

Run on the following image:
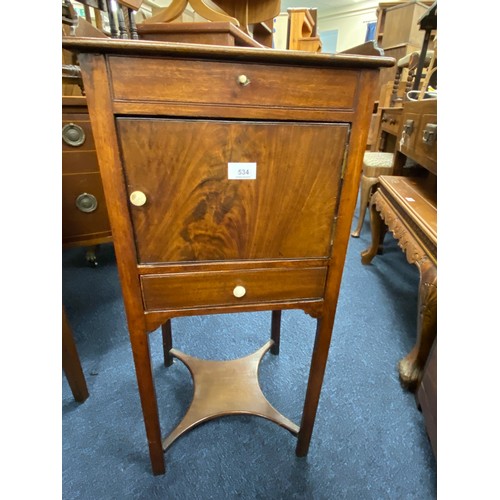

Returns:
62,123,86,147
130,191,147,207
75,193,98,213
233,285,246,298
237,74,251,86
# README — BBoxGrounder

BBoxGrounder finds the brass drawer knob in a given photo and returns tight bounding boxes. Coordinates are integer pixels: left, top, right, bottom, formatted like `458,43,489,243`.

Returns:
237,74,251,86
75,193,98,213
233,285,246,298
130,190,147,207
62,123,86,147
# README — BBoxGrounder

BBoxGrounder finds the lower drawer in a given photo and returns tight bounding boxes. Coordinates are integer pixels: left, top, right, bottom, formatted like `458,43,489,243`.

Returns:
141,267,327,311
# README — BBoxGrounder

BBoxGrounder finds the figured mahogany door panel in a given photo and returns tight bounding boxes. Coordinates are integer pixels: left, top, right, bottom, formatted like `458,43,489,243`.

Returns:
117,119,349,263
62,173,112,241
141,267,327,311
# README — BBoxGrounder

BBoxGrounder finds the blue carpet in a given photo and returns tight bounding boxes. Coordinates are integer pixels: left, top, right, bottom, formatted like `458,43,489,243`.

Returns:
62,212,436,499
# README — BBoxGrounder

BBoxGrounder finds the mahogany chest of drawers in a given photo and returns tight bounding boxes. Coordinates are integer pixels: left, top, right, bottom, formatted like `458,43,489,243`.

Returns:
63,37,393,475
62,96,112,250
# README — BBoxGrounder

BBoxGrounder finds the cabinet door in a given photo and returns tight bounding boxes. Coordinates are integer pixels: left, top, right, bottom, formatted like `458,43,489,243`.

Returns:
117,119,349,263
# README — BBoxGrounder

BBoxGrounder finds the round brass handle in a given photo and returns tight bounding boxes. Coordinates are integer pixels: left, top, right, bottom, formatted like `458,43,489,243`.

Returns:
62,123,86,147
233,285,246,298
237,74,251,86
75,193,98,213
130,190,147,207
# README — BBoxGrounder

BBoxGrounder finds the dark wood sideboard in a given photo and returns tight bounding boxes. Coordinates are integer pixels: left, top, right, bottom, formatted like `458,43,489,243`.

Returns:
63,37,394,475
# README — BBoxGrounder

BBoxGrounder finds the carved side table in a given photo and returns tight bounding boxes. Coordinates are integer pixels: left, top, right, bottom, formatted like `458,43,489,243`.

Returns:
361,175,437,390
63,37,393,475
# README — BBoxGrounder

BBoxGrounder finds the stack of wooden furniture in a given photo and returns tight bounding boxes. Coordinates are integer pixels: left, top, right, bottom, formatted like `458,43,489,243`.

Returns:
360,1,437,457
287,8,321,52
354,1,437,238
374,1,434,98
137,0,279,48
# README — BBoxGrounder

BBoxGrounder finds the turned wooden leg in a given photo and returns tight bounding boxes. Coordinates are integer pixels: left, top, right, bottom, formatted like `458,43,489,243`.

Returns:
351,175,378,238
62,306,89,403
270,310,281,355
398,259,437,391
161,320,173,367
129,330,165,475
361,197,386,265
296,315,334,456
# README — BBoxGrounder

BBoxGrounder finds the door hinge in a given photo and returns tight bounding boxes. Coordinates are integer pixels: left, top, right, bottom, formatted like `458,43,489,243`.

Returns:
340,128,351,180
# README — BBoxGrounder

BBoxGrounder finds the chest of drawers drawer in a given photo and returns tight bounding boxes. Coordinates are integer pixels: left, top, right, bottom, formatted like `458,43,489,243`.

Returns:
62,171,112,242
380,107,402,136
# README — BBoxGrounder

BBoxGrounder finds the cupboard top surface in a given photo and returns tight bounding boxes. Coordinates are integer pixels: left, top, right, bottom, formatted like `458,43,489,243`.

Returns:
63,37,395,69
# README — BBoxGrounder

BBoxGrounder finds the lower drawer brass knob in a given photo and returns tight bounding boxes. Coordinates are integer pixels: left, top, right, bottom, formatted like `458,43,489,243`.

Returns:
233,285,246,298
130,191,147,207
75,193,98,213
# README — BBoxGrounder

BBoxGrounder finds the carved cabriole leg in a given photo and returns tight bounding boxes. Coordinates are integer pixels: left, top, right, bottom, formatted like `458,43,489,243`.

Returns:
398,259,437,390
351,175,379,238
361,191,385,264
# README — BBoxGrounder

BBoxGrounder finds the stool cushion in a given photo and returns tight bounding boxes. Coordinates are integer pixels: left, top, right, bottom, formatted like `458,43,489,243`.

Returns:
362,152,394,177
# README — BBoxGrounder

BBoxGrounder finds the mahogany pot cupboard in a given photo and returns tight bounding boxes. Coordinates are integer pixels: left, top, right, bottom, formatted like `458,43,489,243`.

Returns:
62,37,394,475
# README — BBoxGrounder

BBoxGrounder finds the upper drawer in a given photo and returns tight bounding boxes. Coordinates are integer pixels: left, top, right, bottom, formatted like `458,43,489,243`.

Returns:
108,56,360,111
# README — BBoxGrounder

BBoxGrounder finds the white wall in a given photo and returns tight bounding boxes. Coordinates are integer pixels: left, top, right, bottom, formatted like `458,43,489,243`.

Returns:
317,1,379,53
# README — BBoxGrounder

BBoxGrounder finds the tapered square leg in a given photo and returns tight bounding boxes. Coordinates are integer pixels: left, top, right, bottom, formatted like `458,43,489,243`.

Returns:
62,306,89,403
161,320,173,367
129,330,165,475
270,310,282,355
296,316,334,457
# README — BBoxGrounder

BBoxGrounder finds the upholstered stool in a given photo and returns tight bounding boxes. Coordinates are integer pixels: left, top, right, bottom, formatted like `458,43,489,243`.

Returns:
351,151,394,237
